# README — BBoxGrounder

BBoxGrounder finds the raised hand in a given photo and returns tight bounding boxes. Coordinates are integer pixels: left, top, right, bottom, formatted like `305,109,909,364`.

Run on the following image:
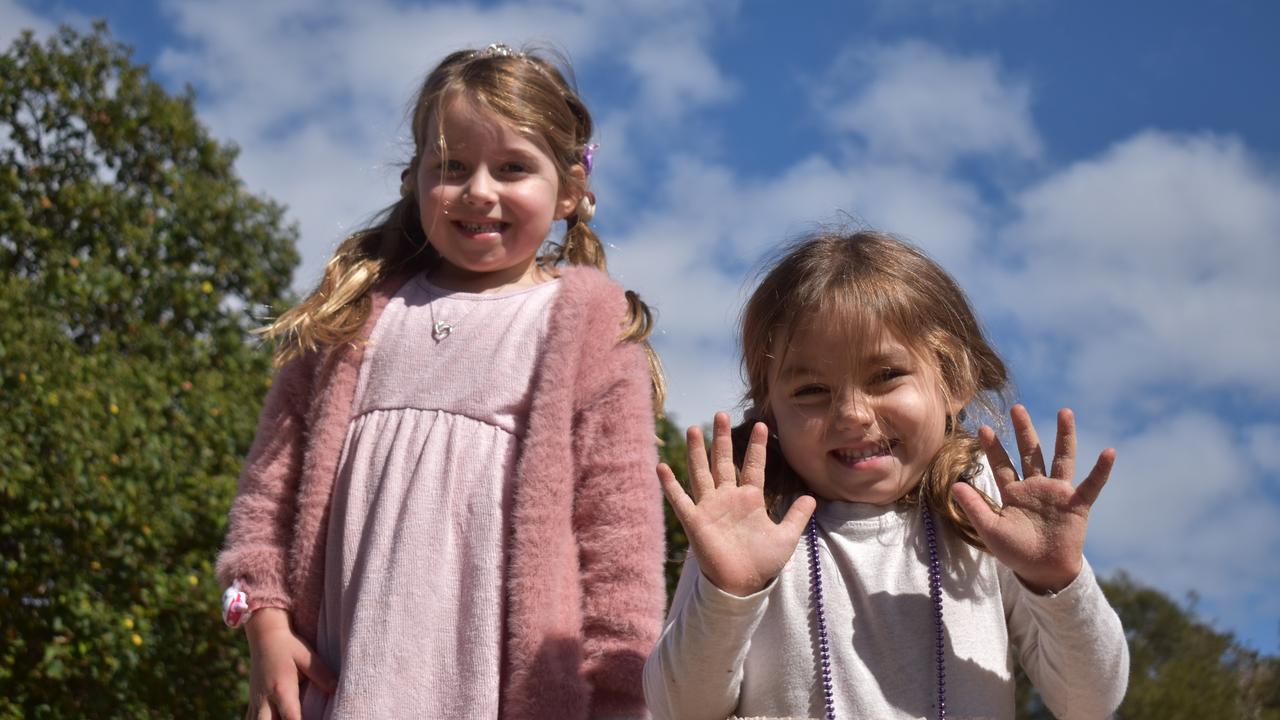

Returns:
953,405,1116,594
659,412,816,597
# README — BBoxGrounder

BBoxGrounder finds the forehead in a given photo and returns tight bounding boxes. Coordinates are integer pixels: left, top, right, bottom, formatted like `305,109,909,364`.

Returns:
772,316,922,378
429,96,547,154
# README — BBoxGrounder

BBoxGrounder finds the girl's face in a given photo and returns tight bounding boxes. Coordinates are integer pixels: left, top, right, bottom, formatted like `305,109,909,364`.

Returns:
766,320,962,506
418,97,580,292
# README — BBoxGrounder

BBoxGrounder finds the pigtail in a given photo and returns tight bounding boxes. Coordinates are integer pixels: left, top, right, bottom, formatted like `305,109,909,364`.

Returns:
543,198,667,414
916,332,1010,552
260,192,436,366
915,430,997,552
534,89,667,414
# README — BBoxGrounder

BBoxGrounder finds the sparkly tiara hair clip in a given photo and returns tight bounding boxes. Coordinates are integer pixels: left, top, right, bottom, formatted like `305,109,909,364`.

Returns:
477,43,522,58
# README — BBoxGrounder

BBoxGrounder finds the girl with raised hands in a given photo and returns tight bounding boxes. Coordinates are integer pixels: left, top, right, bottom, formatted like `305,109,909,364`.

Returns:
216,44,666,720
644,230,1127,720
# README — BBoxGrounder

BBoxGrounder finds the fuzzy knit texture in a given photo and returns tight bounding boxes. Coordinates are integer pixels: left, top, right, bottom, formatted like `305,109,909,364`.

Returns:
216,266,666,719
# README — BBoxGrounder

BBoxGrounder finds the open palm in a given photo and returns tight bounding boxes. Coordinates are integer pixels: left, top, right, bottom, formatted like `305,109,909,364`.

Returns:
953,405,1116,594
659,412,816,597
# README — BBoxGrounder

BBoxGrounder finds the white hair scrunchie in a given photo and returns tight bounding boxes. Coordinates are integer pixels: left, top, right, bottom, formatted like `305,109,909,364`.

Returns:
576,191,596,224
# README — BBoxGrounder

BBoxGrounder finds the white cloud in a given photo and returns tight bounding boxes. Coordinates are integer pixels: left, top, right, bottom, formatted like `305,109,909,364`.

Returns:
1087,412,1280,648
0,0,56,47
868,0,1042,22
609,153,989,426
623,26,737,119
152,0,739,290
10,0,1279,653
0,0,54,48
988,131,1280,410
1245,424,1280,476
815,40,1041,169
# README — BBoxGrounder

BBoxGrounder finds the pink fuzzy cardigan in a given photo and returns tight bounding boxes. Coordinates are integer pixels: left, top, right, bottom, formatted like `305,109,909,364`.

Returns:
216,266,666,718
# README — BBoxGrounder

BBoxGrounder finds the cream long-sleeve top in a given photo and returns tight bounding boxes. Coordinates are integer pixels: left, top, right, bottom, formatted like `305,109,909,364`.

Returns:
644,467,1128,720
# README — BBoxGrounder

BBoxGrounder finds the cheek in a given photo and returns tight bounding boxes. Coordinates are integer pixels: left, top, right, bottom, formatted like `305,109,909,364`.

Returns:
774,408,824,454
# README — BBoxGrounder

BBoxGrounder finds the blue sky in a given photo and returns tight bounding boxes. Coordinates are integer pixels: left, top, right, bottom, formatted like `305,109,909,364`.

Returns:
6,0,1278,654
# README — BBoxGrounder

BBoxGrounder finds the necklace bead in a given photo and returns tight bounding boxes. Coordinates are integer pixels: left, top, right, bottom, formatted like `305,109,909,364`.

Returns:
806,503,947,720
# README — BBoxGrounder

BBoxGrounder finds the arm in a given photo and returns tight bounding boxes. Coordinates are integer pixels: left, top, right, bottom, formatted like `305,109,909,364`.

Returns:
215,352,315,610
571,339,667,718
643,554,775,720
953,405,1127,716
644,414,815,720
1001,559,1129,718
216,353,334,718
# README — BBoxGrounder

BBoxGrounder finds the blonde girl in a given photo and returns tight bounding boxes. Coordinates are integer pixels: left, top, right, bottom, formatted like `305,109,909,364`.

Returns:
217,44,666,720
645,230,1127,720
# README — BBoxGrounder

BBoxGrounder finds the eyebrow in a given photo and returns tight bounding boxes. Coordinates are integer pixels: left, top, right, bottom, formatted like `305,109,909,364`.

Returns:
775,348,913,382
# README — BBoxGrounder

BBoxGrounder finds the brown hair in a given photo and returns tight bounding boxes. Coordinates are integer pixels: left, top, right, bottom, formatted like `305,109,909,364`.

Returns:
733,229,1009,550
260,46,665,410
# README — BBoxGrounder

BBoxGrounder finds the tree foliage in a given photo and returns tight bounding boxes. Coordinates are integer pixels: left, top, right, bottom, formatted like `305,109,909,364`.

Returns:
0,22,296,717
1101,573,1279,719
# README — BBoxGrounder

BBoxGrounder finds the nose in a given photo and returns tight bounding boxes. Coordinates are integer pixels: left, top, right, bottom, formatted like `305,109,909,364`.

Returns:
462,167,498,207
832,387,875,432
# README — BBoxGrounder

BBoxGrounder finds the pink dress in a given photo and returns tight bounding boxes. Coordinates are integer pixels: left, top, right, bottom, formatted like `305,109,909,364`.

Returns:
303,275,560,719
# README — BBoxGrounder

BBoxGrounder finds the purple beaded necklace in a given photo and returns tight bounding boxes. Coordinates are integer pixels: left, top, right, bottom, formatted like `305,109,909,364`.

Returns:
805,502,947,720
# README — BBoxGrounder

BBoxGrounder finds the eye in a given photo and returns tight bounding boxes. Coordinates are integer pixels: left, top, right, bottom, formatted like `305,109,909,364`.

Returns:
792,384,830,399
872,366,907,384
500,161,530,174
442,159,466,175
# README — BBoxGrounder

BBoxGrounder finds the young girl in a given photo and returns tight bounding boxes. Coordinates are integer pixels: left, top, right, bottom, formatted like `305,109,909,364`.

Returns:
216,44,666,720
644,231,1128,719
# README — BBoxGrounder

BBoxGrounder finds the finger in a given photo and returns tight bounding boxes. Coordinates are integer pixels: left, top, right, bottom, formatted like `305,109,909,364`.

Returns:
978,425,1019,491
1011,404,1046,479
1073,447,1116,508
777,494,817,541
710,411,737,487
248,695,272,720
269,681,301,720
294,643,337,696
1050,408,1076,481
952,482,1001,543
738,422,769,489
685,424,713,499
658,463,699,520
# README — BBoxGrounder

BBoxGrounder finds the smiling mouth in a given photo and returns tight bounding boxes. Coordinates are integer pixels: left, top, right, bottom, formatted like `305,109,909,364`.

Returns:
830,440,898,465
455,221,507,234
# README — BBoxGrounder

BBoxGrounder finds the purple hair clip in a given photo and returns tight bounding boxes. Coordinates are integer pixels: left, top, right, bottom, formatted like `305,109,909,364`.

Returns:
582,143,599,175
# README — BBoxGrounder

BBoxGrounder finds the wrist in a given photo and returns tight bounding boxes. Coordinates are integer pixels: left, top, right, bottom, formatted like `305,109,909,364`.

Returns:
702,570,770,598
1016,558,1082,596
244,607,290,642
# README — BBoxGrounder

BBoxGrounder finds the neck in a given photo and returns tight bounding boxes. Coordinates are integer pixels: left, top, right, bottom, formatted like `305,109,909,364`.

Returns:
428,259,549,294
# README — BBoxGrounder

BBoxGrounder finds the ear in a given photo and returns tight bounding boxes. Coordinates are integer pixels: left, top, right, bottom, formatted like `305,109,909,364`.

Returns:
555,164,587,221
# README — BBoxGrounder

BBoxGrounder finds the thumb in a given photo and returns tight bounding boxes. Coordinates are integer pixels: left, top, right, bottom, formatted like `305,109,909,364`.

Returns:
293,641,337,695
952,482,1001,542
777,494,817,541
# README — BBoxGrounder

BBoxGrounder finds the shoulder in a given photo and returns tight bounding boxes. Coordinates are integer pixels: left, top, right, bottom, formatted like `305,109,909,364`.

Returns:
544,266,649,399
554,265,628,311
546,266,632,342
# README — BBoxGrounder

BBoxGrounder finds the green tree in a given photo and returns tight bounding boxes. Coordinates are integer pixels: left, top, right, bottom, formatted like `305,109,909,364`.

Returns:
1099,573,1278,720
657,415,691,597
0,22,297,717
1014,573,1280,719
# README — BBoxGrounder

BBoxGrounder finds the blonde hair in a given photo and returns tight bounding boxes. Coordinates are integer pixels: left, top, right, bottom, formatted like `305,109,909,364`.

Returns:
260,46,665,410
733,229,1009,551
